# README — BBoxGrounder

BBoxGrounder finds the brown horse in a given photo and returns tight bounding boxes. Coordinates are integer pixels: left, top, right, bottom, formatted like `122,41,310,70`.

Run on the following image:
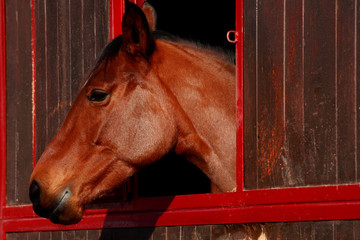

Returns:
29,2,236,225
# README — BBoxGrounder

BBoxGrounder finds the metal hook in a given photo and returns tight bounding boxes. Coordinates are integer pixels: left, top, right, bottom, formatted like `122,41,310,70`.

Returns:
227,30,239,43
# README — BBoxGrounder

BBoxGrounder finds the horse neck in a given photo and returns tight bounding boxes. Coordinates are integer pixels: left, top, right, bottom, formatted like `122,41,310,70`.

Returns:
153,40,237,192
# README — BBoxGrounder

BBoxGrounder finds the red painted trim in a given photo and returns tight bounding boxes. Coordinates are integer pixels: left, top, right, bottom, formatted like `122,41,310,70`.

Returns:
109,0,145,40
0,220,4,240
3,200,360,232
130,0,145,6
236,0,244,191
0,0,6,219
109,0,124,40
3,184,360,221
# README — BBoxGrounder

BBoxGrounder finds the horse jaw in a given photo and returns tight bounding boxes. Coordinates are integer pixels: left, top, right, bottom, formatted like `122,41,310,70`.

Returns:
175,133,236,192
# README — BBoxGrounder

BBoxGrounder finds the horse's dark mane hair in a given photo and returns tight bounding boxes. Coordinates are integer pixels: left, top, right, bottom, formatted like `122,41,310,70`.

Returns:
87,34,123,81
90,31,172,77
86,30,235,83
153,30,235,63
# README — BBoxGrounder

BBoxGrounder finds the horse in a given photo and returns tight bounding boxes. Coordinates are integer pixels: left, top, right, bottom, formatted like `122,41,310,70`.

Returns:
29,2,236,225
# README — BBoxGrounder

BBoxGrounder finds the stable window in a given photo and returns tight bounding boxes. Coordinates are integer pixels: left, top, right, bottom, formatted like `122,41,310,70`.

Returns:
112,0,236,199
1,0,360,236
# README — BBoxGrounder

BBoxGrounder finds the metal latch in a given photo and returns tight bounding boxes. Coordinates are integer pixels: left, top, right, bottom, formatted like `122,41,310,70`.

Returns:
227,30,239,43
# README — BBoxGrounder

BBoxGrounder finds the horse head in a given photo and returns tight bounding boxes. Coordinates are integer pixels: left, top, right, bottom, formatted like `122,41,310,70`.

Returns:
29,2,236,225
29,3,179,224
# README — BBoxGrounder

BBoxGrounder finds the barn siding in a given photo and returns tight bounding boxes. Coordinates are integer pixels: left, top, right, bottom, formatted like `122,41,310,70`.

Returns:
4,0,360,239
5,221,360,239
6,0,33,205
5,224,256,240
35,0,109,162
337,0,357,184
5,0,109,205
244,0,359,189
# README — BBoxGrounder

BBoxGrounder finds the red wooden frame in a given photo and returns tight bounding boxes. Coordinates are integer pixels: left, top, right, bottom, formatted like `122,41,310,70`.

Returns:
109,0,124,40
0,0,6,237
1,0,360,236
109,0,145,39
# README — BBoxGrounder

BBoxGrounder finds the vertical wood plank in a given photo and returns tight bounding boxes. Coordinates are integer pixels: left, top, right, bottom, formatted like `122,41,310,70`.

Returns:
313,222,334,240
194,225,211,240
284,0,306,187
5,0,18,206
83,0,95,77
151,227,166,240
304,0,337,185
182,226,196,240
70,0,84,101
265,222,301,240
74,230,87,240
299,222,315,240
57,0,72,123
354,220,360,239
6,0,33,205
94,0,109,54
86,229,102,240
257,0,285,188
45,0,61,144
50,231,62,240
62,230,75,240
12,0,33,204
336,0,357,184
357,0,360,183
166,226,181,240
35,0,47,161
39,232,51,240
334,220,356,240
243,0,258,190
27,232,40,240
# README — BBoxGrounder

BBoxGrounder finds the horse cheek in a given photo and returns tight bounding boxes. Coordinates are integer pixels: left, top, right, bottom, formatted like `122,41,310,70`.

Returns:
140,113,175,162
121,112,175,165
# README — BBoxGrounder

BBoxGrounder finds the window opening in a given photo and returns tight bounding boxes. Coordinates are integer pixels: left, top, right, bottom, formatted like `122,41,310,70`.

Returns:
100,0,236,200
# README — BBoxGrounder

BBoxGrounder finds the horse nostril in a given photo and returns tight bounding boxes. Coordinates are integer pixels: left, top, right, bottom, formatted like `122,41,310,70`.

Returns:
29,180,41,205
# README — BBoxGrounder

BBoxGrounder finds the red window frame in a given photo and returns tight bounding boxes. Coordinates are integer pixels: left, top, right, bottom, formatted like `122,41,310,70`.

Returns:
1,0,360,236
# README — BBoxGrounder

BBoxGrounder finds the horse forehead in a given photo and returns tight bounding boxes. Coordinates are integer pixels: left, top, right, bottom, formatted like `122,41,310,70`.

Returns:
89,59,147,87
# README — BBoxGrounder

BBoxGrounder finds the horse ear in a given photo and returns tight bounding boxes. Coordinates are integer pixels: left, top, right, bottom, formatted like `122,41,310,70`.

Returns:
122,2,155,59
142,2,157,31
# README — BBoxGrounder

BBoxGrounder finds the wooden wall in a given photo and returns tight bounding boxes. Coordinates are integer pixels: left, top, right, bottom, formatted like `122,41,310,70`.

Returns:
244,0,359,189
6,221,360,239
4,224,264,240
6,0,33,206
4,0,360,239
6,0,109,205
34,0,109,162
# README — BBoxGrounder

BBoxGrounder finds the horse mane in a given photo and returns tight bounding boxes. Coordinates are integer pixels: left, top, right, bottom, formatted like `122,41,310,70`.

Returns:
152,30,235,64
85,35,124,83
84,30,235,86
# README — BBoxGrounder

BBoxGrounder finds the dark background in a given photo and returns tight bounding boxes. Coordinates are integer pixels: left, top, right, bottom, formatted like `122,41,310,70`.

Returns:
136,0,236,197
146,0,235,52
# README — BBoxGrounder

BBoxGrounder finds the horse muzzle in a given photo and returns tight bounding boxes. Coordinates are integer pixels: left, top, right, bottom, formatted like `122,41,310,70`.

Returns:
29,180,82,225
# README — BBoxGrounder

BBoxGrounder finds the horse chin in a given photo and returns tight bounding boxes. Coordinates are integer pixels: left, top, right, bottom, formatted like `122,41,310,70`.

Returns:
48,191,84,225
49,203,84,225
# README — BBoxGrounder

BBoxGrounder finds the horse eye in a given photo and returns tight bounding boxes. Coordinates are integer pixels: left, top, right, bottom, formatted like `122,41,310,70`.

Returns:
88,90,109,102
